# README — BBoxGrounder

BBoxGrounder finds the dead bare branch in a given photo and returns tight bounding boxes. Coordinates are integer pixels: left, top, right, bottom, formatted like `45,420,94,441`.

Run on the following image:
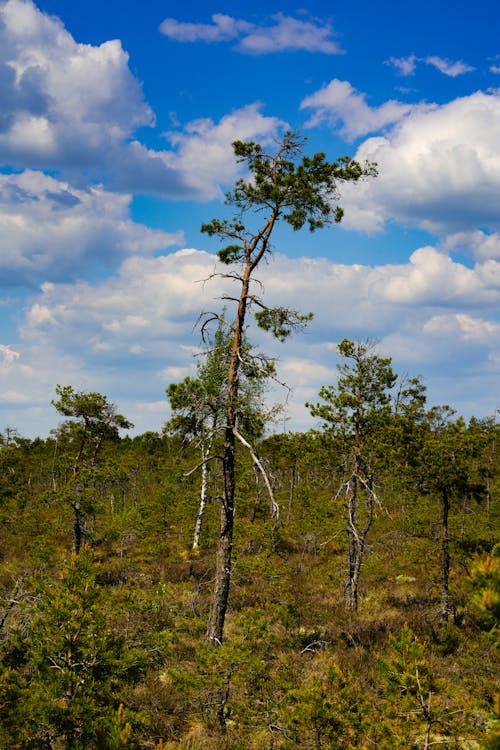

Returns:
233,427,280,520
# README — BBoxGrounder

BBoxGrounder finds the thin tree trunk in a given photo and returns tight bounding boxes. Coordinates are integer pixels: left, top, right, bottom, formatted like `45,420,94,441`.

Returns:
216,666,233,731
72,430,87,479
346,548,360,611
440,491,451,622
206,425,235,645
346,476,359,611
460,493,468,539
72,501,83,555
206,267,252,645
205,208,277,645
345,470,374,612
193,445,210,550
287,460,297,524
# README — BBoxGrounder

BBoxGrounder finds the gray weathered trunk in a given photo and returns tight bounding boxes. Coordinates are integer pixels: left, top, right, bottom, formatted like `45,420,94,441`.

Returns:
206,425,235,644
440,490,451,622
192,444,210,550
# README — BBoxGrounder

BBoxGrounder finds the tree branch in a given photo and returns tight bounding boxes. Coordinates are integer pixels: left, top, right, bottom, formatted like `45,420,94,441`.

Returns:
233,427,280,520
183,453,223,477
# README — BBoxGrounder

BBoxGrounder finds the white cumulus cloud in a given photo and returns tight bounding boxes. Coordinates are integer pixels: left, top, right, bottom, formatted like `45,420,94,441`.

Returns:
1,0,281,199
0,2,292,201
381,247,498,305
164,104,286,199
300,79,418,139
0,170,183,286
0,0,152,164
423,313,499,341
442,231,500,262
338,90,500,234
159,12,342,54
3,244,497,436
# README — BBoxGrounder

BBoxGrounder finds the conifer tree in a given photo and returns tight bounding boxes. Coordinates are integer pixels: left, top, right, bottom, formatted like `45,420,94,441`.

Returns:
166,319,274,549
4,549,140,749
200,133,376,643
309,339,396,611
51,386,133,552
418,409,492,622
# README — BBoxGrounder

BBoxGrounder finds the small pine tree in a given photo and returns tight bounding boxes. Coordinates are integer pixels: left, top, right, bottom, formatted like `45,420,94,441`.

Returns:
378,625,474,748
469,544,500,634
7,548,140,749
166,318,277,550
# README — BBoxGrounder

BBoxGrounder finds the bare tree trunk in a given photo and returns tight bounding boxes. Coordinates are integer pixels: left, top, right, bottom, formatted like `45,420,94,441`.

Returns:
72,501,83,555
345,471,374,612
216,666,233,731
347,532,368,613
346,476,359,611
193,444,210,550
460,493,468,539
287,460,297,524
206,425,235,645
206,268,252,644
440,491,451,622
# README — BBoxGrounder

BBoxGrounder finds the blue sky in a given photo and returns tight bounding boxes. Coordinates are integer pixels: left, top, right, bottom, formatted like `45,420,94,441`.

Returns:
0,0,499,437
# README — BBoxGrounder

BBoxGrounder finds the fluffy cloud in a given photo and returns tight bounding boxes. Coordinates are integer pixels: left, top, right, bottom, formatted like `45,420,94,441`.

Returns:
2,245,498,436
159,13,249,43
16,247,500,366
0,1,152,162
0,0,195,196
380,247,499,305
0,170,183,286
105,104,283,200
20,251,231,367
424,56,474,77
380,312,500,388
423,313,499,341
159,12,342,55
0,1,284,199
0,250,231,434
386,55,418,76
386,55,474,77
301,79,417,139
337,90,500,234
164,104,285,199
443,231,500,262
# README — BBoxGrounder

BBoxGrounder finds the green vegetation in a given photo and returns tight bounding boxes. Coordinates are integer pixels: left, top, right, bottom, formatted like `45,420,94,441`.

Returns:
1,360,497,748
